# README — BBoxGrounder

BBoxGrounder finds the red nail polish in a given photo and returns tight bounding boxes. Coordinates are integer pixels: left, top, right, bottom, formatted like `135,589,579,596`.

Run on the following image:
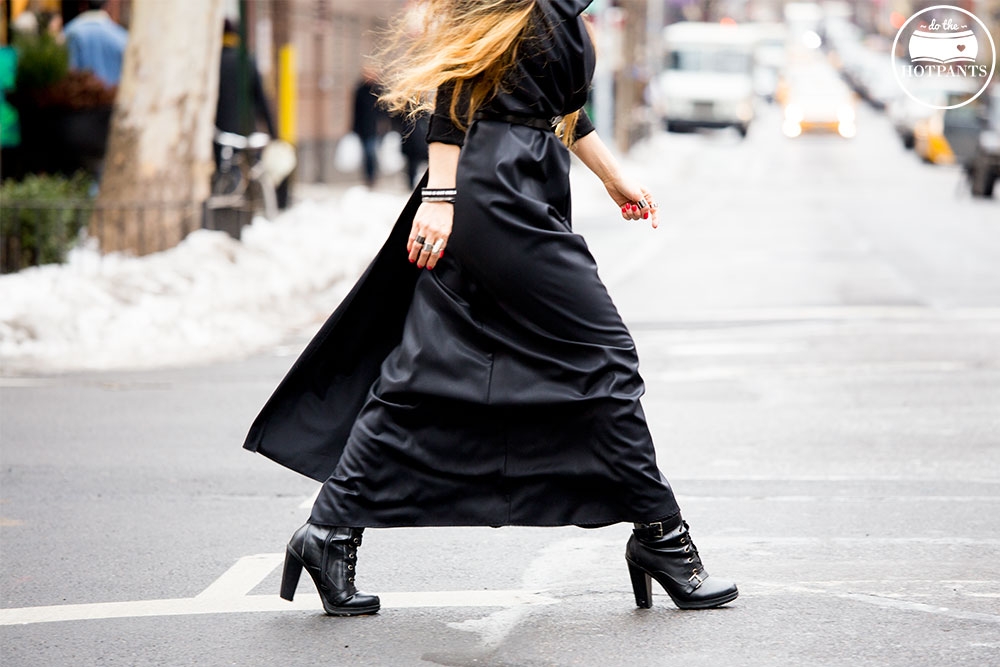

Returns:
643,211,649,219
409,258,415,263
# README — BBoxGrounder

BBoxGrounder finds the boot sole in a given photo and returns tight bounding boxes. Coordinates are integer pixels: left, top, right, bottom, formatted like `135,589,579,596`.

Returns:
322,603,381,617
626,556,738,610
667,588,739,610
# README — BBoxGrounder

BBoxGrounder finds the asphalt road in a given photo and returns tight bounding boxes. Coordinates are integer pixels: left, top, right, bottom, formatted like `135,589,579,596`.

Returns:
2,103,999,666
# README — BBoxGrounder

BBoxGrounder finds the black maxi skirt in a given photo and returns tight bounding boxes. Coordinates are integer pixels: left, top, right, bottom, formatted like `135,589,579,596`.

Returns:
244,120,680,527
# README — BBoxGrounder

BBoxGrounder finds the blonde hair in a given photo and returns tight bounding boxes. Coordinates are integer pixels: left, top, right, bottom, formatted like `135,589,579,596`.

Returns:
378,0,582,147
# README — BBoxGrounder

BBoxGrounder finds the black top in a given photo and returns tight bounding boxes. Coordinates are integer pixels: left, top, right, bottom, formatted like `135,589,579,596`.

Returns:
427,0,595,146
216,47,276,137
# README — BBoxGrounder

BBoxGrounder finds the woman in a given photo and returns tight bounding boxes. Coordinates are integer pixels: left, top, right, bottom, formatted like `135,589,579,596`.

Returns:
245,0,737,616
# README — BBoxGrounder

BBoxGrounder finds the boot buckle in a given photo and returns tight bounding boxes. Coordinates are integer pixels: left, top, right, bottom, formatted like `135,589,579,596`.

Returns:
688,571,704,587
645,521,665,538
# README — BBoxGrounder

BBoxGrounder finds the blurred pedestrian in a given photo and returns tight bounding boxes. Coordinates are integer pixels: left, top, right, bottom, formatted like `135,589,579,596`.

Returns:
353,66,384,187
399,113,429,188
215,19,277,142
247,0,737,617
63,0,128,87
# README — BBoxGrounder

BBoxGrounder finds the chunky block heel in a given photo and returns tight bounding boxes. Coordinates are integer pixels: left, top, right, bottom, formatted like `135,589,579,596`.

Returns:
628,560,653,608
281,523,380,615
280,548,303,601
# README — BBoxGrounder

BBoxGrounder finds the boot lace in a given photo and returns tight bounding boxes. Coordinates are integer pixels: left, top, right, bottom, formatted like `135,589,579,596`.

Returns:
678,521,705,585
345,532,362,584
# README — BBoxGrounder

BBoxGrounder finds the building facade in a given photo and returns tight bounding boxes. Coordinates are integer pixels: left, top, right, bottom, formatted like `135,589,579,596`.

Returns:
241,0,405,183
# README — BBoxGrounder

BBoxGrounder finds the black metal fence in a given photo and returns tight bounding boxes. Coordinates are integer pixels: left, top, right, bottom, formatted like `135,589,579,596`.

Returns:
0,200,248,273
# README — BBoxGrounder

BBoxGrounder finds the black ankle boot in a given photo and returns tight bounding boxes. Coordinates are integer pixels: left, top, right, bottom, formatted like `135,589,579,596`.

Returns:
279,523,380,616
625,516,738,610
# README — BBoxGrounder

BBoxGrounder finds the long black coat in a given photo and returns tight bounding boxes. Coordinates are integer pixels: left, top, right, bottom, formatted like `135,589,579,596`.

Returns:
244,0,679,528
243,181,424,482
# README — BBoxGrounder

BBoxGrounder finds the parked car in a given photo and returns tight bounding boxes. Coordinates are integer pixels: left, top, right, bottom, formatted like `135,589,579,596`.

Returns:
889,79,977,150
651,22,756,137
962,90,1000,197
780,63,857,138
914,90,981,165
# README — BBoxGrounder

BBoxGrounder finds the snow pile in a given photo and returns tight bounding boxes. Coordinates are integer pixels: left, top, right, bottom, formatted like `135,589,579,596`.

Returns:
0,187,407,374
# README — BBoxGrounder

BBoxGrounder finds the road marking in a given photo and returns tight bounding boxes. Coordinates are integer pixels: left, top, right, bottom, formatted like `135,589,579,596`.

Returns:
448,537,616,648
627,306,1000,326
678,495,1000,503
708,536,1000,546
749,581,1000,624
651,361,982,384
674,475,1000,483
195,553,284,600
828,589,1000,625
4,552,999,628
0,554,557,626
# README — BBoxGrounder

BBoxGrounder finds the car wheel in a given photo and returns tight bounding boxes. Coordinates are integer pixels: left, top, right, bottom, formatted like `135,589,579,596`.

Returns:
971,164,994,197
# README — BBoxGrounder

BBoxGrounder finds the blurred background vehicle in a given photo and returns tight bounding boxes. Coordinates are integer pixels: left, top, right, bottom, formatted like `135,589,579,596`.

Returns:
962,89,1000,198
851,50,898,111
888,79,977,151
651,21,756,138
749,22,787,103
780,62,857,138
913,90,985,165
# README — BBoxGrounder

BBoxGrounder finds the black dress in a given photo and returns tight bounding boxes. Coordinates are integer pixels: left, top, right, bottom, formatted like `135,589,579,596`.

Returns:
244,0,680,527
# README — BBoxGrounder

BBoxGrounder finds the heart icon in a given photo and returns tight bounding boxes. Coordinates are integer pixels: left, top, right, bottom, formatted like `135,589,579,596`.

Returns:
958,44,966,51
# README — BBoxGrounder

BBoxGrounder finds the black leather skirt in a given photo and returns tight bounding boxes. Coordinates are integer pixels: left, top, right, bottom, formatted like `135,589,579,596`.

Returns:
246,119,680,527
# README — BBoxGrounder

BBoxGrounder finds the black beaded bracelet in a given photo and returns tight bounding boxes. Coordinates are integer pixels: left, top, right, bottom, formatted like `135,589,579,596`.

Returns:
421,187,457,203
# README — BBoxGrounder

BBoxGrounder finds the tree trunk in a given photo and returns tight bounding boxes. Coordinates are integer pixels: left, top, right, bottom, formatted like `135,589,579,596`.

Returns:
93,0,225,255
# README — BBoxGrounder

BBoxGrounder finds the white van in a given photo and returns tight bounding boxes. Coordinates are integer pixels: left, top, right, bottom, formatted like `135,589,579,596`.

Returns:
651,22,756,137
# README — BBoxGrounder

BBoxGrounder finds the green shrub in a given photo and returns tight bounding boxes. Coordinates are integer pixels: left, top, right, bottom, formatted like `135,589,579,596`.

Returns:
0,172,93,272
13,33,68,93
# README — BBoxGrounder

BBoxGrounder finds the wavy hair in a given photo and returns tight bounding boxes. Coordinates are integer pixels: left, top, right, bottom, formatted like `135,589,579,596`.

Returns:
378,0,582,147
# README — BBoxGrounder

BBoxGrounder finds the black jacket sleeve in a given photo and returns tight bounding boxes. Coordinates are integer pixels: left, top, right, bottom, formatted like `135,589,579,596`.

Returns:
425,81,468,147
573,107,595,141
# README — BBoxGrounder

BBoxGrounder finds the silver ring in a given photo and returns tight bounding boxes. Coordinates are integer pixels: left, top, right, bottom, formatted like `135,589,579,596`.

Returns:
638,199,648,208
422,242,434,254
415,235,426,245
650,202,658,209
431,240,443,254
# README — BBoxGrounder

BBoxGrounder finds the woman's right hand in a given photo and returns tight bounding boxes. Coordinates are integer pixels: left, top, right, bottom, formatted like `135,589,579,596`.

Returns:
407,202,453,269
603,176,658,228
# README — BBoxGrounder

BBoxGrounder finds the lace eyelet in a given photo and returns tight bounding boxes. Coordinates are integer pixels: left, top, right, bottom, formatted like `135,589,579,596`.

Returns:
347,564,354,571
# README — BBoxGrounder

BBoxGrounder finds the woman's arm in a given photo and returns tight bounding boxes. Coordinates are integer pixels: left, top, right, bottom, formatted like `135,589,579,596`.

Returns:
407,82,467,269
571,130,658,228
408,141,460,269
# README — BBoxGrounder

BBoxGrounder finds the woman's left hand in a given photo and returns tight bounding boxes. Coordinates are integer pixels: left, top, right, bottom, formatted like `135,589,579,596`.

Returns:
603,177,658,228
